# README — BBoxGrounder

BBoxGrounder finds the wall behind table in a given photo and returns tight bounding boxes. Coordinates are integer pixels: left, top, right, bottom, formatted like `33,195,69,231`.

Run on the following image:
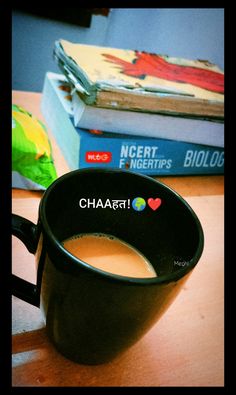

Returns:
12,10,109,92
12,8,224,92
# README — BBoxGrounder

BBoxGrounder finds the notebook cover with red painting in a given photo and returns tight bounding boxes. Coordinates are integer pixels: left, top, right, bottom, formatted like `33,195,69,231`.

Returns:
54,39,224,119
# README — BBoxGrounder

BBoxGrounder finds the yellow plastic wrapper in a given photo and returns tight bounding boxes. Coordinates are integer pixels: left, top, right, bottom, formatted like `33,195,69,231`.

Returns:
12,104,57,190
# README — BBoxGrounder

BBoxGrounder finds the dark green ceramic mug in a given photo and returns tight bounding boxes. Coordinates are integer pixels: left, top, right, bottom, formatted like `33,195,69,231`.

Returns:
12,168,204,364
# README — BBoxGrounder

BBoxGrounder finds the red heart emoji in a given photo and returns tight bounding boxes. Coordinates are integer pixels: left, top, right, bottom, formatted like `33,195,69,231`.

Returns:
147,198,162,211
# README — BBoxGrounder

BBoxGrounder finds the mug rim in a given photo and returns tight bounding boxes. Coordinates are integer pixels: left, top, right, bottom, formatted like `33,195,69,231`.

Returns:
39,167,204,285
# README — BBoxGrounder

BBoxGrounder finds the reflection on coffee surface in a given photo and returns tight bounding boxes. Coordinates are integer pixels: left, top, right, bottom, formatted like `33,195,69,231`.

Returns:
62,233,157,278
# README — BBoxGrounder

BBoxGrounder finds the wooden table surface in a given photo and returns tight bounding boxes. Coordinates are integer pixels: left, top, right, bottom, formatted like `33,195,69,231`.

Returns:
12,90,224,387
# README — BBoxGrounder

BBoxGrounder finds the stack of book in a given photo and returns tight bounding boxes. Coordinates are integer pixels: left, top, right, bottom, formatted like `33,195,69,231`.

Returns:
41,40,224,176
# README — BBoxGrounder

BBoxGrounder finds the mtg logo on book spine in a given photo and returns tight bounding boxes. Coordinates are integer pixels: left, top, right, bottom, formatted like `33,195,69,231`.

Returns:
86,151,112,163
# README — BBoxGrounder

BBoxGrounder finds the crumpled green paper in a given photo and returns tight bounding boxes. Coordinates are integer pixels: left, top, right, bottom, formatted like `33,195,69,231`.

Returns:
12,104,57,190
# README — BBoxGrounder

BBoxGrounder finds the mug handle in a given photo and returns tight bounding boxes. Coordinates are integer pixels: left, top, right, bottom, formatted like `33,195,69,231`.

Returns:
12,214,40,307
